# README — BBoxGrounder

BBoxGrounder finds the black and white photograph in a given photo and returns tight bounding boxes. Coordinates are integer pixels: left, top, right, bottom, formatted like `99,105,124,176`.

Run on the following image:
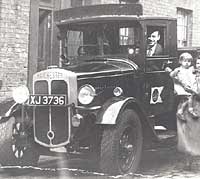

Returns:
1,0,200,178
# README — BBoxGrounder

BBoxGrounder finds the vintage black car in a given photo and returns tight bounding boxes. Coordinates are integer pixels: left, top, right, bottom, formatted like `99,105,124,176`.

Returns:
0,3,178,175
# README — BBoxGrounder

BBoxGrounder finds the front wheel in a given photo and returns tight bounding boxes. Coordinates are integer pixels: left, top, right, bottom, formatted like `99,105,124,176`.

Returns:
100,109,143,175
0,116,40,172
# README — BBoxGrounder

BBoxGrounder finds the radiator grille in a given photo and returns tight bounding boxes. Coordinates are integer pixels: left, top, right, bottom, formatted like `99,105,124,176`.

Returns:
34,80,69,146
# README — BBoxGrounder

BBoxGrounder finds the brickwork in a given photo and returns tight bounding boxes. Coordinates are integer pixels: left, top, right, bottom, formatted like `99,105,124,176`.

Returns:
95,0,200,47
0,0,30,102
140,0,200,47
100,0,118,4
1,0,200,104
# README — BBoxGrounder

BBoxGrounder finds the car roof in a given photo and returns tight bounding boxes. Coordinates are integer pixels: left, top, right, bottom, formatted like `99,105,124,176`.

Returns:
54,3,141,25
54,4,176,26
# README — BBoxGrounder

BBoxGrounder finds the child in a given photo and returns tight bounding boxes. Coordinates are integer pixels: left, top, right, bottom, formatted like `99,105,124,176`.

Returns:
193,57,200,94
167,52,197,119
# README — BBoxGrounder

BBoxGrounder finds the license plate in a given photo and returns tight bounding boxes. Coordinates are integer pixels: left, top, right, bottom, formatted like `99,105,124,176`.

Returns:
29,95,66,106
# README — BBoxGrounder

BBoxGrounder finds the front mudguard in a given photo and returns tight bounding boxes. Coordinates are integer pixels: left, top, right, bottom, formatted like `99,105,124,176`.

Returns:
96,97,158,141
0,100,29,124
96,97,139,124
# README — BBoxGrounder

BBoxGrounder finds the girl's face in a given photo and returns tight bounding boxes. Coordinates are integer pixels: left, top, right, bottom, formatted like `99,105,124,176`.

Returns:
180,59,191,69
196,59,200,69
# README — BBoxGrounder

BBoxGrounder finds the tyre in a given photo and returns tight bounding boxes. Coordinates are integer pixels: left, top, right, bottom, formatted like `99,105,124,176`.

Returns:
100,109,143,175
0,116,40,173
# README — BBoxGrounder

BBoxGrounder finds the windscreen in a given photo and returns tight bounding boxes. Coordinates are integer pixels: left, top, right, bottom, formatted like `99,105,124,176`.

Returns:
60,21,141,60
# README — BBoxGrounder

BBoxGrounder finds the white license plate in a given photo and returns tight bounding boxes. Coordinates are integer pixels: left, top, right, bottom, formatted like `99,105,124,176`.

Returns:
29,95,66,106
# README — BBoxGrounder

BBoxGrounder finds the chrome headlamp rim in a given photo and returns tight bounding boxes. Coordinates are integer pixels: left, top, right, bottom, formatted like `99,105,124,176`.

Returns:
78,84,96,105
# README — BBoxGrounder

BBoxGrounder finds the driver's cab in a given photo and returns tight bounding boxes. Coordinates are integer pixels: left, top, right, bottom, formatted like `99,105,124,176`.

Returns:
58,16,177,124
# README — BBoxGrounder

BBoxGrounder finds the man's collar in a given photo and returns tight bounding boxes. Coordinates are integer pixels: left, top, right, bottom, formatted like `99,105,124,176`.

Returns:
151,44,157,50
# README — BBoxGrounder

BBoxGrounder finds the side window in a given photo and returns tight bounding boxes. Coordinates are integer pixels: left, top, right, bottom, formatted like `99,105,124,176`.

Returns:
146,26,169,72
146,26,165,57
119,26,140,54
119,27,135,45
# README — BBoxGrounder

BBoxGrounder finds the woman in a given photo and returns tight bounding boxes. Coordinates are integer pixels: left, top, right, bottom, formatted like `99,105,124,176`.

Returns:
176,54,200,170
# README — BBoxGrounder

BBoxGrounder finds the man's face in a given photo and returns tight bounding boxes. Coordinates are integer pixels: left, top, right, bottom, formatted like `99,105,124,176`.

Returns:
148,31,160,47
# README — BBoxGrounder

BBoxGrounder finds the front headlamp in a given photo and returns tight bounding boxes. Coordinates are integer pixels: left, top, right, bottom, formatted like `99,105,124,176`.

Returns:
78,84,96,105
12,85,29,104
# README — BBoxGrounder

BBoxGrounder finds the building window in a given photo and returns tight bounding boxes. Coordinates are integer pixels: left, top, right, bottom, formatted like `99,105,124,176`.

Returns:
177,8,192,47
71,0,92,7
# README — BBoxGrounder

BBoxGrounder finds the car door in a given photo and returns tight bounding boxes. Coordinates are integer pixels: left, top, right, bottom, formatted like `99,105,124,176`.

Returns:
143,20,177,120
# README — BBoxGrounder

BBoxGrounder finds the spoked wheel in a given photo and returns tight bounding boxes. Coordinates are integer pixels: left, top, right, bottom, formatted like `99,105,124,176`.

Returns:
118,126,137,173
12,123,28,159
0,116,40,174
100,109,143,175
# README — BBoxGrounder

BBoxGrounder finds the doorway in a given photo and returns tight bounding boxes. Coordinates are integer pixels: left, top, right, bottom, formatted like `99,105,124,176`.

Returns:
38,9,52,71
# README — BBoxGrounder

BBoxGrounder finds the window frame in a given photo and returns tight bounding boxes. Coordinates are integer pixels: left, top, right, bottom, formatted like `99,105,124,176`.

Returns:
146,25,167,57
177,7,193,47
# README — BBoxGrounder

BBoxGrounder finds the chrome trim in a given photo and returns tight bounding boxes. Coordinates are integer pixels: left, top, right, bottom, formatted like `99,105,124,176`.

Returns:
76,105,101,111
49,82,52,145
78,71,134,80
33,69,77,147
49,106,53,145
107,58,138,70
78,84,96,105
77,69,122,76
77,58,137,77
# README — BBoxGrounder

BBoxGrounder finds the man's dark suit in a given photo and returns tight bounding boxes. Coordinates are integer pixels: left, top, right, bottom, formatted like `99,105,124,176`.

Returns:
147,43,164,71
153,43,163,56
147,43,163,56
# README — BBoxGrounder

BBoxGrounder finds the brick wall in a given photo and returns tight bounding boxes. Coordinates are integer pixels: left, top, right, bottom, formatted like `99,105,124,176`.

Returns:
140,0,200,46
96,0,200,47
100,0,118,4
0,0,30,102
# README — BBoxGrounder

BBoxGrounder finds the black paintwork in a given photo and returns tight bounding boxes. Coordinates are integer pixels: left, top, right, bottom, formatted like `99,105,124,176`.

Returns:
63,57,144,109
54,4,143,25
65,57,137,77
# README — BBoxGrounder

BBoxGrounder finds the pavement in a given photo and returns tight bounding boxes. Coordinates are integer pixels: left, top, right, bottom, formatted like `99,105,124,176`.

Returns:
0,132,200,178
1,100,200,178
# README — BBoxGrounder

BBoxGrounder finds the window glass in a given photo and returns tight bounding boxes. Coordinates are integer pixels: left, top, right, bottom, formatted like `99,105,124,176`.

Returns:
60,22,141,60
177,8,192,47
146,26,165,57
119,27,135,45
146,26,167,72
65,31,83,57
